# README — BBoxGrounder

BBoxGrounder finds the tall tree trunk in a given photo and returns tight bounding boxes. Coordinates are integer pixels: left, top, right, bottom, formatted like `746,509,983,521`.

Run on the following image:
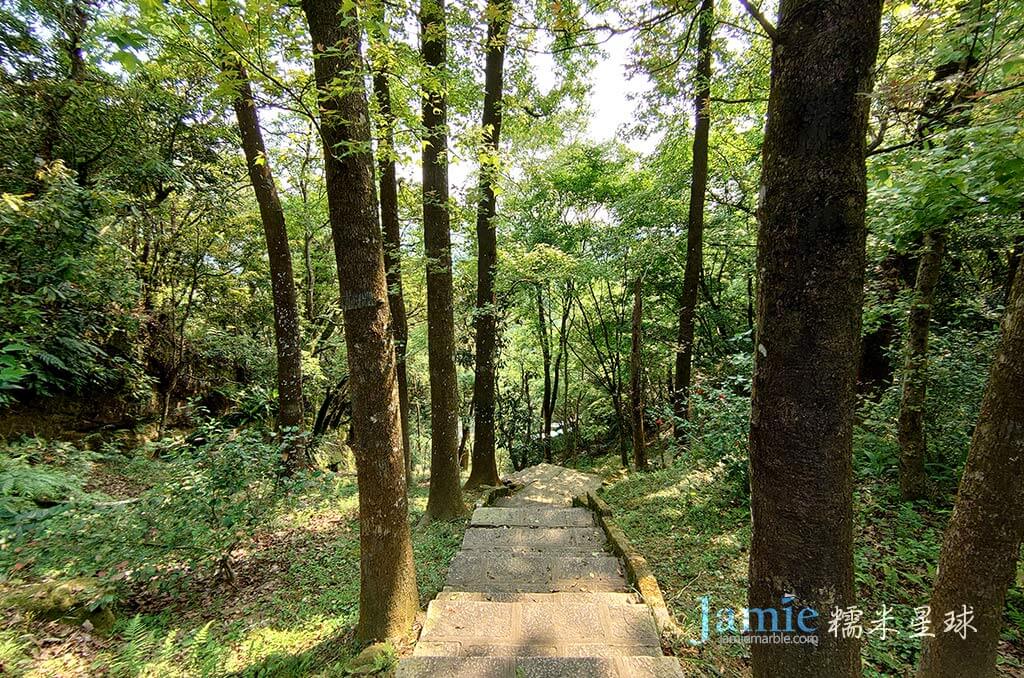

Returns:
224,59,306,470
371,45,413,487
536,284,553,462
896,5,986,497
672,0,713,443
919,265,1024,678
630,276,647,470
747,1,882,676
466,0,510,490
898,228,946,499
302,0,419,641
421,0,465,521
550,285,572,437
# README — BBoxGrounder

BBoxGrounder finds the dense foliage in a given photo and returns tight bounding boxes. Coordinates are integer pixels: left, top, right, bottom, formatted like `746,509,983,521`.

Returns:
1,0,1022,674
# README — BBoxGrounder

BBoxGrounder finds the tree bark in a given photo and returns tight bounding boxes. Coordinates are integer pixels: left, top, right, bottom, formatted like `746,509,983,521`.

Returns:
224,59,307,471
747,2,882,676
630,276,647,470
918,265,1024,678
536,284,553,462
371,45,413,487
302,0,419,641
466,0,510,490
421,0,465,521
921,266,1024,678
898,228,946,499
672,0,713,444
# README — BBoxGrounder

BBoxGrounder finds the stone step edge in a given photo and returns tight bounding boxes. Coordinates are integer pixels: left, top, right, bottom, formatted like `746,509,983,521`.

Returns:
435,591,640,603
412,640,664,658
395,655,685,678
572,490,683,644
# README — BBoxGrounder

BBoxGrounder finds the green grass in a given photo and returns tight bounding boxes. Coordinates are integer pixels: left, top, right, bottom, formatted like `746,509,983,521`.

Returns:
580,440,1024,678
0,440,468,677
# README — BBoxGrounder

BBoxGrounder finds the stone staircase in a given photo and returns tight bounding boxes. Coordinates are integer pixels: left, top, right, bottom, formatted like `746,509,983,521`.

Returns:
397,464,684,677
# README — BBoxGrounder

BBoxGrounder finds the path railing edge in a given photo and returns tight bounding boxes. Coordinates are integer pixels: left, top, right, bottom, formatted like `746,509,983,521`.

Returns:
573,490,686,646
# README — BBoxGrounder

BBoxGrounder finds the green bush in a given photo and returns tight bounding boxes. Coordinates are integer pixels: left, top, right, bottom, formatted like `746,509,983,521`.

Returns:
0,165,145,405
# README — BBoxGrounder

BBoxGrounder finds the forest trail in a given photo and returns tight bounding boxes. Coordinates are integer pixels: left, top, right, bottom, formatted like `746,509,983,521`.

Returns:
397,464,684,677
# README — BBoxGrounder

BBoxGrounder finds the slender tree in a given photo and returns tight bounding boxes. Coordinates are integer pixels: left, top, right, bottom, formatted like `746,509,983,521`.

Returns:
222,57,306,470
370,32,413,486
746,1,883,676
672,0,713,443
536,284,553,462
302,0,419,640
918,264,1024,677
465,0,511,490
420,0,465,521
630,275,646,470
897,228,945,499
896,2,987,499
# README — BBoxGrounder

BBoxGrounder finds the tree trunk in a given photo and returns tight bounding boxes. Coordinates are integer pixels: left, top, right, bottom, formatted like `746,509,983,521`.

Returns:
372,48,413,488
918,265,1024,678
672,0,713,444
896,8,986,496
898,228,946,499
536,284,553,462
421,0,465,522
466,0,510,490
224,59,306,470
747,2,882,677
302,0,419,641
630,276,647,470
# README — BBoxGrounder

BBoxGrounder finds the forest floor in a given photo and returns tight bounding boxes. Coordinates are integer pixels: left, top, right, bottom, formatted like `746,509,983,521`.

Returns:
581,450,1024,678
0,439,473,677
2,437,1023,677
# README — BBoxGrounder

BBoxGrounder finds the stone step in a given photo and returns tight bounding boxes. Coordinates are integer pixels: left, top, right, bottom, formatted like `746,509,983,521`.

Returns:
445,552,627,593
396,656,685,677
471,507,596,528
416,599,662,658
436,591,640,605
462,526,607,551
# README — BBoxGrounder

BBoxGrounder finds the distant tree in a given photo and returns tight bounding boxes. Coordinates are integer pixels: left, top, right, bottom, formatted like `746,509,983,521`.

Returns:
302,0,419,640
746,1,883,676
672,0,712,445
897,2,988,500
630,275,646,470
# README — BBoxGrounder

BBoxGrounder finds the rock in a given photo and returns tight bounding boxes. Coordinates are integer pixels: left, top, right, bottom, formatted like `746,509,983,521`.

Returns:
345,641,397,675
3,578,115,634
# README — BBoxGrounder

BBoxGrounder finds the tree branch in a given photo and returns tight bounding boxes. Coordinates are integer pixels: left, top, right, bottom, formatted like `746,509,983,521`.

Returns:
738,0,777,42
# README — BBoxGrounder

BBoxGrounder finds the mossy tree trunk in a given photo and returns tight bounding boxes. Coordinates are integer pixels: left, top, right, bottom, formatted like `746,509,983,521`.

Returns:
897,228,946,499
747,1,883,676
466,0,510,490
421,0,465,521
302,0,419,641
224,58,306,471
919,265,1024,678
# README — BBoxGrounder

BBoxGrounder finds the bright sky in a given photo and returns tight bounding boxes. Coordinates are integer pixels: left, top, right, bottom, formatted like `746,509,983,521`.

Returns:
447,28,657,192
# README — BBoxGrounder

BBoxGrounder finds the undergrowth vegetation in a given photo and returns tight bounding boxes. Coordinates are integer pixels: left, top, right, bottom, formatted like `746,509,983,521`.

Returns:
589,341,1024,677
0,429,467,677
